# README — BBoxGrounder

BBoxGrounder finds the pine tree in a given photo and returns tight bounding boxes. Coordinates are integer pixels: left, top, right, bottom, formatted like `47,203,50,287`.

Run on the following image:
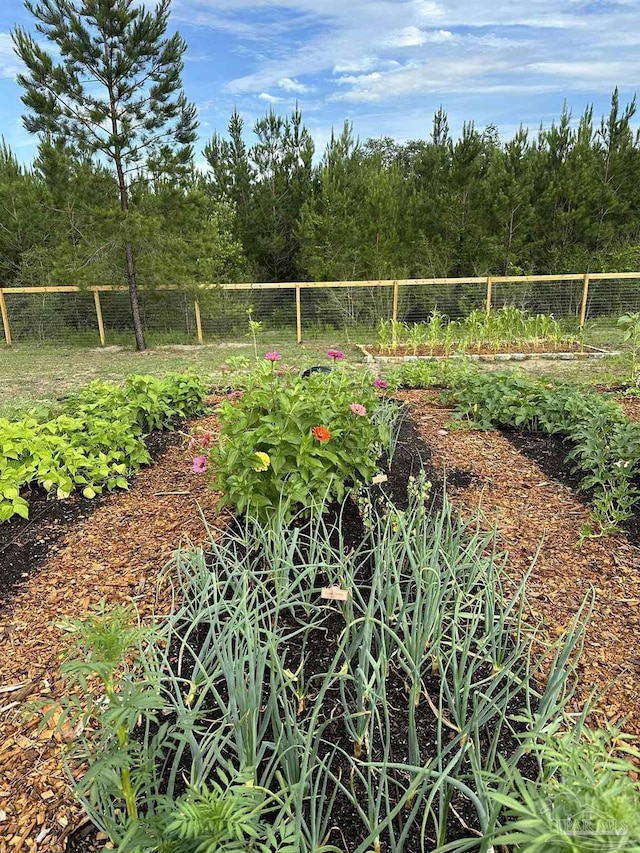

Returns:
13,0,197,350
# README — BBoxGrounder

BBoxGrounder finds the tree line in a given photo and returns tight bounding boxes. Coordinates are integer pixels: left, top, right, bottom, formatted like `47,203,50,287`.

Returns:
3,0,640,348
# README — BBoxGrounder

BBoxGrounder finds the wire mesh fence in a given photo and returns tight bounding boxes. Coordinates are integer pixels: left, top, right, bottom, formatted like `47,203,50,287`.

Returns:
1,274,639,349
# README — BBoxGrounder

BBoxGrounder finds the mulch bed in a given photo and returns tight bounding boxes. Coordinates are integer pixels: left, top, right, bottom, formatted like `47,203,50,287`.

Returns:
0,431,184,608
0,405,225,853
398,390,640,742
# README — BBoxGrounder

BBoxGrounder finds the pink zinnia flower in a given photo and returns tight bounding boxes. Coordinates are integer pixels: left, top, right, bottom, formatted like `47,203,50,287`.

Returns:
350,403,367,416
373,379,389,389
265,351,283,362
200,431,213,448
327,349,345,360
227,390,242,401
192,455,208,474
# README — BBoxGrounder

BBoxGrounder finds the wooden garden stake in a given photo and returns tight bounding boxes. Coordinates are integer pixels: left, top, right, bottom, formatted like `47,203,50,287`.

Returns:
296,285,302,344
485,276,493,317
321,587,349,601
391,280,399,348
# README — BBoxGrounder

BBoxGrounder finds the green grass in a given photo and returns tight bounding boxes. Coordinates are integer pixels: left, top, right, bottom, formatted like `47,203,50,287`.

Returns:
0,319,635,418
0,333,370,417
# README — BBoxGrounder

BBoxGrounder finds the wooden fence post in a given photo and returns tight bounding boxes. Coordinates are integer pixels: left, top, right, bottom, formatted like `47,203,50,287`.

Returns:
295,286,302,344
194,300,203,344
391,280,399,348
579,274,590,329
93,289,106,347
0,288,11,347
485,276,493,317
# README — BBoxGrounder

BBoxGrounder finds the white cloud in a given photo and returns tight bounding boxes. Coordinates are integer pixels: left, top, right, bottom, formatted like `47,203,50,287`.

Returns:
0,33,21,78
258,91,282,103
385,27,454,47
278,77,309,93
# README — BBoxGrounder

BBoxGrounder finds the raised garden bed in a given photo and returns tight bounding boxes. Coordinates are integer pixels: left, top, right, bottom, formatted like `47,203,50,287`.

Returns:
359,342,616,363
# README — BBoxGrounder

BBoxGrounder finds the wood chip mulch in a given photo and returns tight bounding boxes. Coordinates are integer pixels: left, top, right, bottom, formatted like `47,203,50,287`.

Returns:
0,408,224,853
398,390,640,743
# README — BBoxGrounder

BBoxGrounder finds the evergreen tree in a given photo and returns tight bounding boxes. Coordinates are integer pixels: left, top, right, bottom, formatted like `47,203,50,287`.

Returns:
13,0,197,349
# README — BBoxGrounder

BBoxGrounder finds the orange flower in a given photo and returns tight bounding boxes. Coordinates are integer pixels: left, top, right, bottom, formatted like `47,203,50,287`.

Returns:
312,426,331,442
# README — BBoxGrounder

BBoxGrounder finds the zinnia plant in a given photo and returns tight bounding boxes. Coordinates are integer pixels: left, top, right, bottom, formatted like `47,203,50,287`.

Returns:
199,358,387,521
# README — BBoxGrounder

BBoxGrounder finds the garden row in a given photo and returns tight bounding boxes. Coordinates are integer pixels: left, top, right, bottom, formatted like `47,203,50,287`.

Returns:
374,307,580,357
0,372,208,521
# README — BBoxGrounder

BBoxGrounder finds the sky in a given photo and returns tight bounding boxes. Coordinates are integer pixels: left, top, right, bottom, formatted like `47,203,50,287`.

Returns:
1,0,640,166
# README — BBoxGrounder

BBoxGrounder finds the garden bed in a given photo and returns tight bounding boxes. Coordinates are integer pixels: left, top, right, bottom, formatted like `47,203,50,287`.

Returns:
0,410,224,853
399,390,640,739
2,392,640,851
0,429,183,606
359,342,616,363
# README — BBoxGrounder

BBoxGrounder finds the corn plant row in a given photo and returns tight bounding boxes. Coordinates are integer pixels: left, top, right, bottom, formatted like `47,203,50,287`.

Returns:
378,307,577,356
48,491,619,852
0,372,208,521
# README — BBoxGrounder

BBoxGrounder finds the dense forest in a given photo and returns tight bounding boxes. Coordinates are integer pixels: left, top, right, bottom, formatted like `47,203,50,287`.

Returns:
2,90,640,296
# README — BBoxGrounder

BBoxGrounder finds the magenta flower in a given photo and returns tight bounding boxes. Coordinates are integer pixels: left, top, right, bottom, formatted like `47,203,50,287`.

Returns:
265,351,283,362
373,378,389,389
327,349,345,360
227,390,242,401
192,455,208,474
350,403,367,416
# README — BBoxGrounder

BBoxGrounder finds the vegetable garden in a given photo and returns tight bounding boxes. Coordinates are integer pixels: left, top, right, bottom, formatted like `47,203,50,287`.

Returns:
2,342,640,853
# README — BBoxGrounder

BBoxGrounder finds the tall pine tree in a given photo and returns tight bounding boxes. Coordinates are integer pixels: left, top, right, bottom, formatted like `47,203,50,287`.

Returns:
13,0,197,349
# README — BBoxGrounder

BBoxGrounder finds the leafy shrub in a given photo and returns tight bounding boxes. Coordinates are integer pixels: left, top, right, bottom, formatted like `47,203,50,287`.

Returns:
0,372,208,521
198,355,387,521
443,371,640,534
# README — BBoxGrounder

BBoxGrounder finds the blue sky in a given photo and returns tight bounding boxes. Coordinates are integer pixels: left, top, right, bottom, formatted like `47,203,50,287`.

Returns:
1,0,639,166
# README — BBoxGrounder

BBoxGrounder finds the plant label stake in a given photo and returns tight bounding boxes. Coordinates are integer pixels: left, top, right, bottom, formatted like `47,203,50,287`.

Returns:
321,587,350,601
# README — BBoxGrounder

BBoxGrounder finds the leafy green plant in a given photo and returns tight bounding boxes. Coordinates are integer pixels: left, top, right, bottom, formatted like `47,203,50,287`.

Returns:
197,355,387,521
0,371,208,521
246,308,263,361
490,727,640,851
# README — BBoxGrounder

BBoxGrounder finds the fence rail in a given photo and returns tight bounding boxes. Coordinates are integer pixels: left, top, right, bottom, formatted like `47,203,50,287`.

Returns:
1,273,639,348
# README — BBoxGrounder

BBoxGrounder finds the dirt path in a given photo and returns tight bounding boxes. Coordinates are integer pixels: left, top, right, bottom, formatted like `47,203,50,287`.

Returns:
399,391,640,741
0,413,223,853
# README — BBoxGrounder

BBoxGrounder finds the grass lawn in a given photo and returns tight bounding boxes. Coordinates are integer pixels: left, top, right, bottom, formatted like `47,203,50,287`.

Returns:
0,319,636,417
0,334,370,417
